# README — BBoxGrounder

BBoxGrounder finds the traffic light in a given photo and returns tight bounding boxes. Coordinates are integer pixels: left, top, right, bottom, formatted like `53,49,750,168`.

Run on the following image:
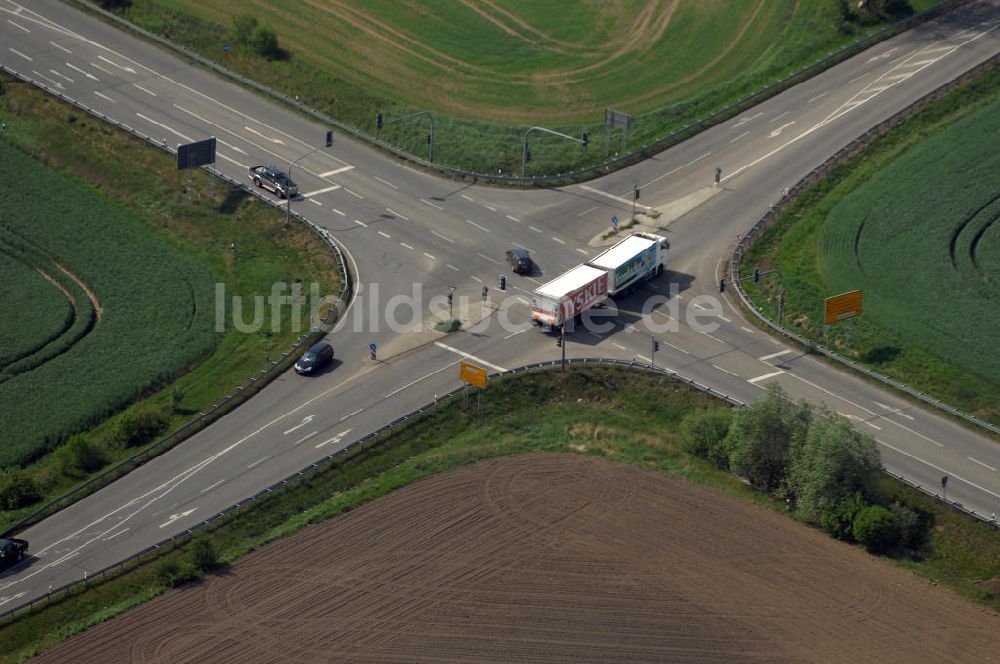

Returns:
715,167,722,184
556,335,562,348
499,274,507,291
634,187,640,200
582,131,589,147
376,113,383,130
426,133,432,145
447,293,453,305
653,339,660,352
325,130,333,147
719,278,727,293
753,268,761,284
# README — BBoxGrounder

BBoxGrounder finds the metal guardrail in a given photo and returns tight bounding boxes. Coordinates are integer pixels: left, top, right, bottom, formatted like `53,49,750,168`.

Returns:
1,357,994,624
70,0,970,186
0,62,354,539
729,52,1000,438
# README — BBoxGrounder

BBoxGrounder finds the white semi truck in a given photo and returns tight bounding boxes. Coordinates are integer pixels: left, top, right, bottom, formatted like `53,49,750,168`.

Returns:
530,232,668,329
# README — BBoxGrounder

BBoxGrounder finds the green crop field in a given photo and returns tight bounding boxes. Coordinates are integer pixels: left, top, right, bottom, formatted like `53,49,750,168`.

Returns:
743,64,1000,423
105,0,939,174
0,143,218,467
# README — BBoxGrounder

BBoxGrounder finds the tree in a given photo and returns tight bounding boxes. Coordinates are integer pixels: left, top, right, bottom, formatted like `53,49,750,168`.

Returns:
821,492,867,541
853,504,897,553
187,537,219,573
788,411,882,523
726,384,811,492
679,410,733,468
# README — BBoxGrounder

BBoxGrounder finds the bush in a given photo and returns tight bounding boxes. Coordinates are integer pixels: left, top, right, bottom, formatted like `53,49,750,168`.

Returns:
154,558,197,588
890,501,927,549
679,410,733,468
0,467,41,511
853,504,898,553
249,25,281,60
186,537,219,573
112,405,168,449
232,14,258,48
820,492,867,541
60,434,106,476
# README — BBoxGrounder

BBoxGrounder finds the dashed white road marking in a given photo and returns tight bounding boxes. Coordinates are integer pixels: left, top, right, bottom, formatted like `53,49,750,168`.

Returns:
301,184,341,198
434,341,507,371
201,480,224,493
730,131,749,143
93,90,115,103
748,370,785,384
552,237,566,245
664,341,689,355
877,440,1000,501
769,111,789,123
421,198,443,210
339,408,363,422
703,332,727,344
8,19,29,33
423,252,436,261
49,41,71,54
808,91,828,103
476,252,501,265
292,431,318,446
432,230,454,244
969,457,997,472
90,61,114,76
579,184,653,211
320,166,353,177
136,112,193,141
400,242,414,250
636,354,652,363
308,199,322,206
759,349,791,362
331,208,345,216
470,275,483,283
461,194,474,202
864,421,882,431
529,225,543,233
484,204,497,212
353,219,367,228
577,205,599,216
244,125,282,143
31,70,62,88
375,176,398,190
65,62,98,80
576,248,589,255
466,219,490,233
49,68,73,83
713,364,739,377
377,230,392,239
446,264,460,271
98,54,136,73
344,188,364,199
506,214,520,223
740,326,756,334
133,83,157,96
612,342,627,351
873,401,915,421
385,208,409,221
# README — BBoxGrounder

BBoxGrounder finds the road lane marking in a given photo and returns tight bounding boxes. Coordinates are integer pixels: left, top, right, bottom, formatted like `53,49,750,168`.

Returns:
446,264,460,271
470,275,483,283
877,440,1000,501
346,188,365,199
642,152,712,188
466,219,490,233
93,91,115,103
339,408,363,422
703,332,727,344
423,252,437,261
32,70,63,89
713,364,738,377
331,208,345,216
377,231,391,239
730,131,749,143
308,199,322,206
421,198,443,210
98,54,136,73
90,61,114,75
353,219,367,228
375,176,398,189
293,431,318,446
50,69,74,83
320,166,353,177
969,457,998,472
476,252,501,265
49,41,71,53
400,242,414,250
873,401,915,420
283,415,315,435
8,20,29,33
201,480,225,493
612,342,627,351
576,248,589,255
65,62,98,80
301,184,341,198
768,121,795,138
748,370,785,384
247,456,270,469
432,230,454,243
214,138,246,154
484,204,497,212
579,184,653,211
103,528,129,542
385,208,409,221
244,125,283,144
864,421,882,431
664,341,689,355
506,214,520,222
577,205,599,216
637,354,652,363
133,83,157,96
136,112,193,142
529,225,543,233
759,349,791,362
740,326,756,334
315,429,352,449
434,341,507,372
461,194,474,202
552,237,566,244
808,91,829,103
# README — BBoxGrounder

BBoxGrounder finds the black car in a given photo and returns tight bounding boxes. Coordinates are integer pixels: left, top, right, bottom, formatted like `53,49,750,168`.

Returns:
294,340,334,374
506,248,532,274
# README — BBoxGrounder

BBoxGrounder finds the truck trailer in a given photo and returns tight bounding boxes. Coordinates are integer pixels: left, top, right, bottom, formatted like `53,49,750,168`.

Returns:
530,264,609,329
587,232,668,296
529,233,668,329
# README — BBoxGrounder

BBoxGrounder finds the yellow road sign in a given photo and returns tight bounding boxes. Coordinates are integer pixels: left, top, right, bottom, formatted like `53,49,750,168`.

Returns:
824,290,863,324
460,361,487,389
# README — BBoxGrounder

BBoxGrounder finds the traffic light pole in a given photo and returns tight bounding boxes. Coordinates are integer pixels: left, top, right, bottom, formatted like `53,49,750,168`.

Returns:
287,130,333,225
561,324,566,372
377,111,435,162
721,267,785,324
522,126,589,178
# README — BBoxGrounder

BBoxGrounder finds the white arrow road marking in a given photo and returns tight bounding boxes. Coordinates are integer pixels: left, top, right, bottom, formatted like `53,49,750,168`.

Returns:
769,121,795,138
315,429,352,449
158,508,197,529
283,415,315,435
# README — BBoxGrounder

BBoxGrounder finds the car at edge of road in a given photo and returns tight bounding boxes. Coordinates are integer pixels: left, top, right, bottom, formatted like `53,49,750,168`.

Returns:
294,341,334,375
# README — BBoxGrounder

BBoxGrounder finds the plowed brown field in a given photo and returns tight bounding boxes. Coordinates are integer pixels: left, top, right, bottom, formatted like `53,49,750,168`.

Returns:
33,454,1000,663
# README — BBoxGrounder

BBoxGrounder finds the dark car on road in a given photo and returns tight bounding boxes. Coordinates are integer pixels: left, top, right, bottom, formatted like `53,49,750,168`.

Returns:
506,248,532,274
294,341,334,375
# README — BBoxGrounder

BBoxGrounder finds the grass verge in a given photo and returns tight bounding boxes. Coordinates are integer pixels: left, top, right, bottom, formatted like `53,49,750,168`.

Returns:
741,59,1000,425
0,73,342,531
0,365,996,661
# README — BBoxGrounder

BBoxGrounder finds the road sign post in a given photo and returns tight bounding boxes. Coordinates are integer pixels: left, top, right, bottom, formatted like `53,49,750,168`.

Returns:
611,215,619,234
369,343,377,361
824,290,863,324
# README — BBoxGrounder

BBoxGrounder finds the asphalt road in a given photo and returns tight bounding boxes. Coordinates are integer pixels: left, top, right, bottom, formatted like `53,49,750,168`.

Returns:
1,0,999,612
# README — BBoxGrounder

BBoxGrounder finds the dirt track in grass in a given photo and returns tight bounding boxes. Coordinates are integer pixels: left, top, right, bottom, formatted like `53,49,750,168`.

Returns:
34,453,1000,663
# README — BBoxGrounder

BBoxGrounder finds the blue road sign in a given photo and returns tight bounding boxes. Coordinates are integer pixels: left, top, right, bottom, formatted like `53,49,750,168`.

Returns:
612,215,618,225
223,43,230,52
369,343,377,353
